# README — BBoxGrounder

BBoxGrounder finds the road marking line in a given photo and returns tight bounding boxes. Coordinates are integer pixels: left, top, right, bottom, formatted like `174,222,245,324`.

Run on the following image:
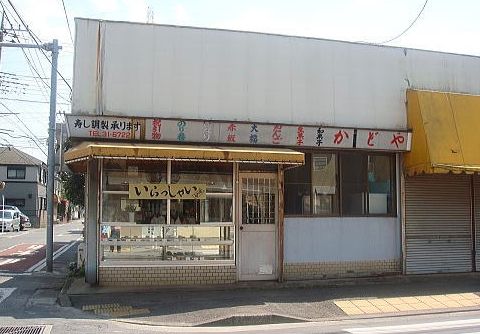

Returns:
0,287,16,304
12,244,43,256
7,231,29,239
345,319,480,333
0,244,19,253
0,258,21,266
26,241,79,272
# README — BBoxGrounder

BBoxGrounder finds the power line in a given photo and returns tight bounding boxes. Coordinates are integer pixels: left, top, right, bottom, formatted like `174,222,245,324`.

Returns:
60,0,74,44
0,11,71,103
1,10,65,102
0,101,47,156
377,0,429,44
0,97,70,105
0,71,71,81
6,0,73,92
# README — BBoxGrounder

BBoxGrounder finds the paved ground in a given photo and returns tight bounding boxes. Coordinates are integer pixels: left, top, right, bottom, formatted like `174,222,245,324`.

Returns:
68,273,480,326
1,220,480,331
334,293,480,315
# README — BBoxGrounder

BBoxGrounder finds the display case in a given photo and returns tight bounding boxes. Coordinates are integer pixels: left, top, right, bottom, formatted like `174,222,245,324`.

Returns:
100,222,234,262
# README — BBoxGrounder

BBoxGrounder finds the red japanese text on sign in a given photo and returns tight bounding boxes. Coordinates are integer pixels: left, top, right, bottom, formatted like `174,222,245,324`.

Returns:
272,125,283,144
227,123,237,142
152,119,162,140
367,131,379,147
390,133,405,148
333,130,349,145
296,126,304,145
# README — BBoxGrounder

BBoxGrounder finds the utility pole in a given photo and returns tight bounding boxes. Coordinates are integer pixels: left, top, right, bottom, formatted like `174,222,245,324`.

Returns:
0,40,61,272
45,39,59,272
0,8,4,65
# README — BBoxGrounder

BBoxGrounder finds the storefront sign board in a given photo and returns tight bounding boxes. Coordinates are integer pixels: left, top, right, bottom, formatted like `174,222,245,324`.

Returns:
145,119,355,149
129,183,207,200
67,115,142,140
356,129,411,151
67,115,411,152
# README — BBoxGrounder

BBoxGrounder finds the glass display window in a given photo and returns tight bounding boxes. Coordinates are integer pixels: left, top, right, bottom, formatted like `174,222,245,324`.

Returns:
99,159,235,265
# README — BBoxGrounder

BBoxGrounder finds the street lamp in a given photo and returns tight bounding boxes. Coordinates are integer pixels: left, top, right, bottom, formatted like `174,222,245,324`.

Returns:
0,181,5,233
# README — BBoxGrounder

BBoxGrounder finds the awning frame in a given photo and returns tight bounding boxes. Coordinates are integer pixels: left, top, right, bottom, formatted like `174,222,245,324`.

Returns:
64,141,305,172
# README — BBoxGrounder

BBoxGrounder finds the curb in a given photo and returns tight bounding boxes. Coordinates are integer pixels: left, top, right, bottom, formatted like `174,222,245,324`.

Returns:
67,272,480,296
57,275,75,307
109,305,480,328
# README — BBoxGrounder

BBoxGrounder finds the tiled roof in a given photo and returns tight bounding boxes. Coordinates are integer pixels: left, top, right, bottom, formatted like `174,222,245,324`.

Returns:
0,146,44,166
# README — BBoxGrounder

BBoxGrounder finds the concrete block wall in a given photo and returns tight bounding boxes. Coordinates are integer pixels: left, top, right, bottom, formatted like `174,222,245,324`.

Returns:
284,259,401,280
99,265,236,286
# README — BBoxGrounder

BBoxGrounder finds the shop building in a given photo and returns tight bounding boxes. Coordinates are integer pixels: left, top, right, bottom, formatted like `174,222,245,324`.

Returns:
65,18,480,286
404,90,480,274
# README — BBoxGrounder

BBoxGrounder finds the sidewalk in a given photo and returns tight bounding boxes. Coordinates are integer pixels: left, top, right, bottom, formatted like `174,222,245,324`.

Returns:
66,273,480,327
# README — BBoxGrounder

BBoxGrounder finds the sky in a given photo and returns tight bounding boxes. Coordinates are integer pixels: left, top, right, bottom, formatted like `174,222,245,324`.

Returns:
1,0,480,161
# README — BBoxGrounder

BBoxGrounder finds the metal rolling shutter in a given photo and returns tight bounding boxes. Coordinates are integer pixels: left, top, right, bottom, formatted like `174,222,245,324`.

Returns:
475,176,480,271
405,174,472,274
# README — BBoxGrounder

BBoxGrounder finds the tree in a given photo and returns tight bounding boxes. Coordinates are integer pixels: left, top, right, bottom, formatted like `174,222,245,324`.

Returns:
60,171,85,206
60,138,85,206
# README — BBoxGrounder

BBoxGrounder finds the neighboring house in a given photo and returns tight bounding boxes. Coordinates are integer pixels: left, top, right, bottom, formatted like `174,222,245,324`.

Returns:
0,146,48,227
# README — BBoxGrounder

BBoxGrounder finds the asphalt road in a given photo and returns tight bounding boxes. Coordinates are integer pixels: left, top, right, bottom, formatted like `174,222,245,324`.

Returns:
0,219,83,328
1,307,480,333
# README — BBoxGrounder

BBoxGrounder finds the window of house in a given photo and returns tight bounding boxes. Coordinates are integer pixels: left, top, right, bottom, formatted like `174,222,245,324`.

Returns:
285,152,396,217
38,197,47,210
6,198,25,207
7,166,26,179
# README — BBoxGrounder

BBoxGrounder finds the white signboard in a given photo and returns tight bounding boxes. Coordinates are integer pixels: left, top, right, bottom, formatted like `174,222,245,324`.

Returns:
144,119,355,149
67,116,142,140
66,115,411,152
356,129,411,151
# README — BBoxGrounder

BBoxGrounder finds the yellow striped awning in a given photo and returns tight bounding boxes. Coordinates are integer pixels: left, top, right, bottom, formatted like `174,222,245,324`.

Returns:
64,142,304,172
405,89,480,176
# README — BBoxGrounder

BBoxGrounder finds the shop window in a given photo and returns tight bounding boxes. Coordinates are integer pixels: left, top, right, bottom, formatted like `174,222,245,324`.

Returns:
7,166,26,179
285,152,396,217
367,155,395,214
170,161,233,224
284,154,311,215
312,153,338,215
339,153,396,216
340,153,368,215
99,160,234,264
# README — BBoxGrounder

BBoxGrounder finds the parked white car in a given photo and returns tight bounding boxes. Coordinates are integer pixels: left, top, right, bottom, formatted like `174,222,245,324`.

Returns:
0,210,21,232
0,205,30,230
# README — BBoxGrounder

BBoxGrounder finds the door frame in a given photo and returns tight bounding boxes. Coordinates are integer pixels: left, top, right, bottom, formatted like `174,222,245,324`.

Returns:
236,171,279,281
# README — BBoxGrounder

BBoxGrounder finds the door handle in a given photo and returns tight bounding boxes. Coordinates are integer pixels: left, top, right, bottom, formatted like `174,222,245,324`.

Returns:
240,226,244,230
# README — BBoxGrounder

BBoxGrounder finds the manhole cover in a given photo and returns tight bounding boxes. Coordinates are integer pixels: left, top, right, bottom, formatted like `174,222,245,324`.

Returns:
0,325,51,334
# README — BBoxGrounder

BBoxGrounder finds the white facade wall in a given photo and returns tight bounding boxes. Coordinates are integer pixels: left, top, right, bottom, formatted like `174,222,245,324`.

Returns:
285,217,401,263
73,19,480,130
